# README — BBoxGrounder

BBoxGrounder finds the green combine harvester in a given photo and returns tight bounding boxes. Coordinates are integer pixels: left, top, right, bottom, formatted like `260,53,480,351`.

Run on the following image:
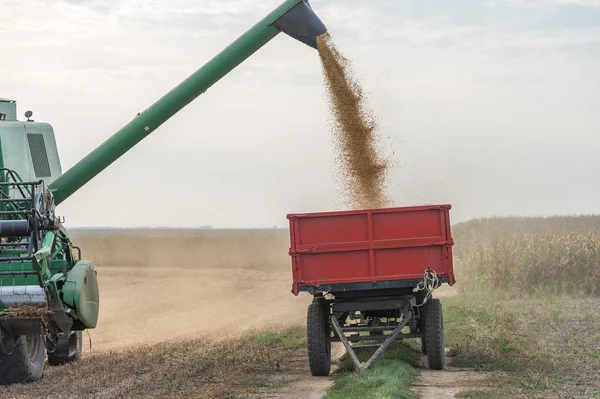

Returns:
0,0,326,384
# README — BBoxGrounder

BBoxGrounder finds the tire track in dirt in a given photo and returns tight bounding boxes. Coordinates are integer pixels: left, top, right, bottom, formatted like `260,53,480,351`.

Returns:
413,355,496,399
257,343,345,399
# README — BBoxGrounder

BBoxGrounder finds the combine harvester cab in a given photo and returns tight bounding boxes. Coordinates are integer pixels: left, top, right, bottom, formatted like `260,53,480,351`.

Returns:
0,0,326,385
288,205,455,374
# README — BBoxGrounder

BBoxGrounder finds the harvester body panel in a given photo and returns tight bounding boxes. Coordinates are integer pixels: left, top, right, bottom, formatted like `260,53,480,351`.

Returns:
62,261,99,329
0,119,62,185
0,98,17,121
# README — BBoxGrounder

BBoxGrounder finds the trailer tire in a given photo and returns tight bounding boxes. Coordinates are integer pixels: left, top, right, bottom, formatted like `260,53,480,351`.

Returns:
418,310,427,355
307,296,331,376
0,333,45,385
424,298,445,370
48,331,83,366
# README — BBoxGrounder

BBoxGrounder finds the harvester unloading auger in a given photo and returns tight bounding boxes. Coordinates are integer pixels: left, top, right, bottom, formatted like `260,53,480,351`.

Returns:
0,0,326,385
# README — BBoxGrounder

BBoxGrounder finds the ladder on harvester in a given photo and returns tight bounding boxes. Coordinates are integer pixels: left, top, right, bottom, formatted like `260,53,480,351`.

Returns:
0,168,55,310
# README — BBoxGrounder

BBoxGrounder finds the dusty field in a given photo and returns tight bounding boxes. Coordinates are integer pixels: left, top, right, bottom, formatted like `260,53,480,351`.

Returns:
1,228,322,399
69,228,312,351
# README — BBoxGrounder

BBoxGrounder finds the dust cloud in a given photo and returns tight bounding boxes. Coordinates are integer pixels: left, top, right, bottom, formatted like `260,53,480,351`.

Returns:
317,33,389,209
70,229,311,352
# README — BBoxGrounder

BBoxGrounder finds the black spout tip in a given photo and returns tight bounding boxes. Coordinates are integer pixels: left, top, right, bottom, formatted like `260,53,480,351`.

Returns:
272,0,327,49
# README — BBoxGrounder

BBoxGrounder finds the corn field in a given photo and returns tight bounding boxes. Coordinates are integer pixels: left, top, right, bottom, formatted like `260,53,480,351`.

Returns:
453,216,600,296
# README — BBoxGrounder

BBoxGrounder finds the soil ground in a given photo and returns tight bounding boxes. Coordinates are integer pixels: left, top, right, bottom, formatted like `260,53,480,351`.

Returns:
413,354,501,399
71,228,312,351
0,229,339,399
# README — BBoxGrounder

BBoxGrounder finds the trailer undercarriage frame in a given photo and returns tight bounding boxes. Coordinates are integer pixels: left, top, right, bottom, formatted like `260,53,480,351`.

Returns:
306,287,445,375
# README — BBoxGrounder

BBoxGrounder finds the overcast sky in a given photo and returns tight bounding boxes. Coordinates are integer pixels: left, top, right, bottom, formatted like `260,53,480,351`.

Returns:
1,0,599,227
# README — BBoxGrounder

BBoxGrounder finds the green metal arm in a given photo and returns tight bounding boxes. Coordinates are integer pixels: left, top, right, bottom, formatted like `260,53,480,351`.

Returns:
49,0,326,205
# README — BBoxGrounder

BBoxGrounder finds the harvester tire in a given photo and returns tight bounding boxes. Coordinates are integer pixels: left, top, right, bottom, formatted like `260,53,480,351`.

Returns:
0,333,45,385
307,296,331,376
48,331,83,366
423,298,445,370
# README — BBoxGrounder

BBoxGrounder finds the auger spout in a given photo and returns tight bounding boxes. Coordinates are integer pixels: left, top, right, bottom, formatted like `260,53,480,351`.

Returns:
49,0,326,205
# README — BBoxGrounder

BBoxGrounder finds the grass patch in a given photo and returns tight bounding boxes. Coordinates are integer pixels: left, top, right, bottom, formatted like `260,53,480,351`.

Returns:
441,293,600,397
324,343,418,399
250,324,305,349
443,296,521,372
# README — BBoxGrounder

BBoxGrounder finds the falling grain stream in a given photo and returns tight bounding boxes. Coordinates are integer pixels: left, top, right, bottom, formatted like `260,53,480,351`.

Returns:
317,33,389,209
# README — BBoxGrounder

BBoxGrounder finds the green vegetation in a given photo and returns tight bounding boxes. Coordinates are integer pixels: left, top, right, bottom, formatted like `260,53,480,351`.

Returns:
442,293,600,397
250,324,306,349
324,343,418,399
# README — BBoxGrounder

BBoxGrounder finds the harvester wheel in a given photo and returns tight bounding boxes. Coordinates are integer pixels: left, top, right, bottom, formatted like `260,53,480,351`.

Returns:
0,332,45,385
48,331,83,366
307,296,331,376
423,298,445,370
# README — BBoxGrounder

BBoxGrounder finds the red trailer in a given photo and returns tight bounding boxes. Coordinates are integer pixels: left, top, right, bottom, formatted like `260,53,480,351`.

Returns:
287,205,455,374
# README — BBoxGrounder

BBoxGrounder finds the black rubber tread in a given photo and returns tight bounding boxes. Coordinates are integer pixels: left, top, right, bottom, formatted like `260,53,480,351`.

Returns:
424,298,445,370
306,296,331,376
0,333,45,385
47,331,82,366
418,305,427,355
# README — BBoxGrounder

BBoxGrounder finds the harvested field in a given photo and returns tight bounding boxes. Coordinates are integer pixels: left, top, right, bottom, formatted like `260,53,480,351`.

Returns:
2,326,336,399
68,228,311,351
1,228,317,399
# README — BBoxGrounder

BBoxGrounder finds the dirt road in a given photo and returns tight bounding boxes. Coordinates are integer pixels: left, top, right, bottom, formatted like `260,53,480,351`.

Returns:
413,355,496,399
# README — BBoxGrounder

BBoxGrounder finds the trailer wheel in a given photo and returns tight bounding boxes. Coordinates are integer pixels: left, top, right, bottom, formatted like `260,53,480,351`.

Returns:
0,333,45,385
307,296,331,376
48,331,83,366
423,298,445,370
418,310,427,355
416,292,429,355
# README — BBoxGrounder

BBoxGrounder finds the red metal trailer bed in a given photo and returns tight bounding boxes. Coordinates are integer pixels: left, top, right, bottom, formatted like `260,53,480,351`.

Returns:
288,205,455,295
287,205,455,374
